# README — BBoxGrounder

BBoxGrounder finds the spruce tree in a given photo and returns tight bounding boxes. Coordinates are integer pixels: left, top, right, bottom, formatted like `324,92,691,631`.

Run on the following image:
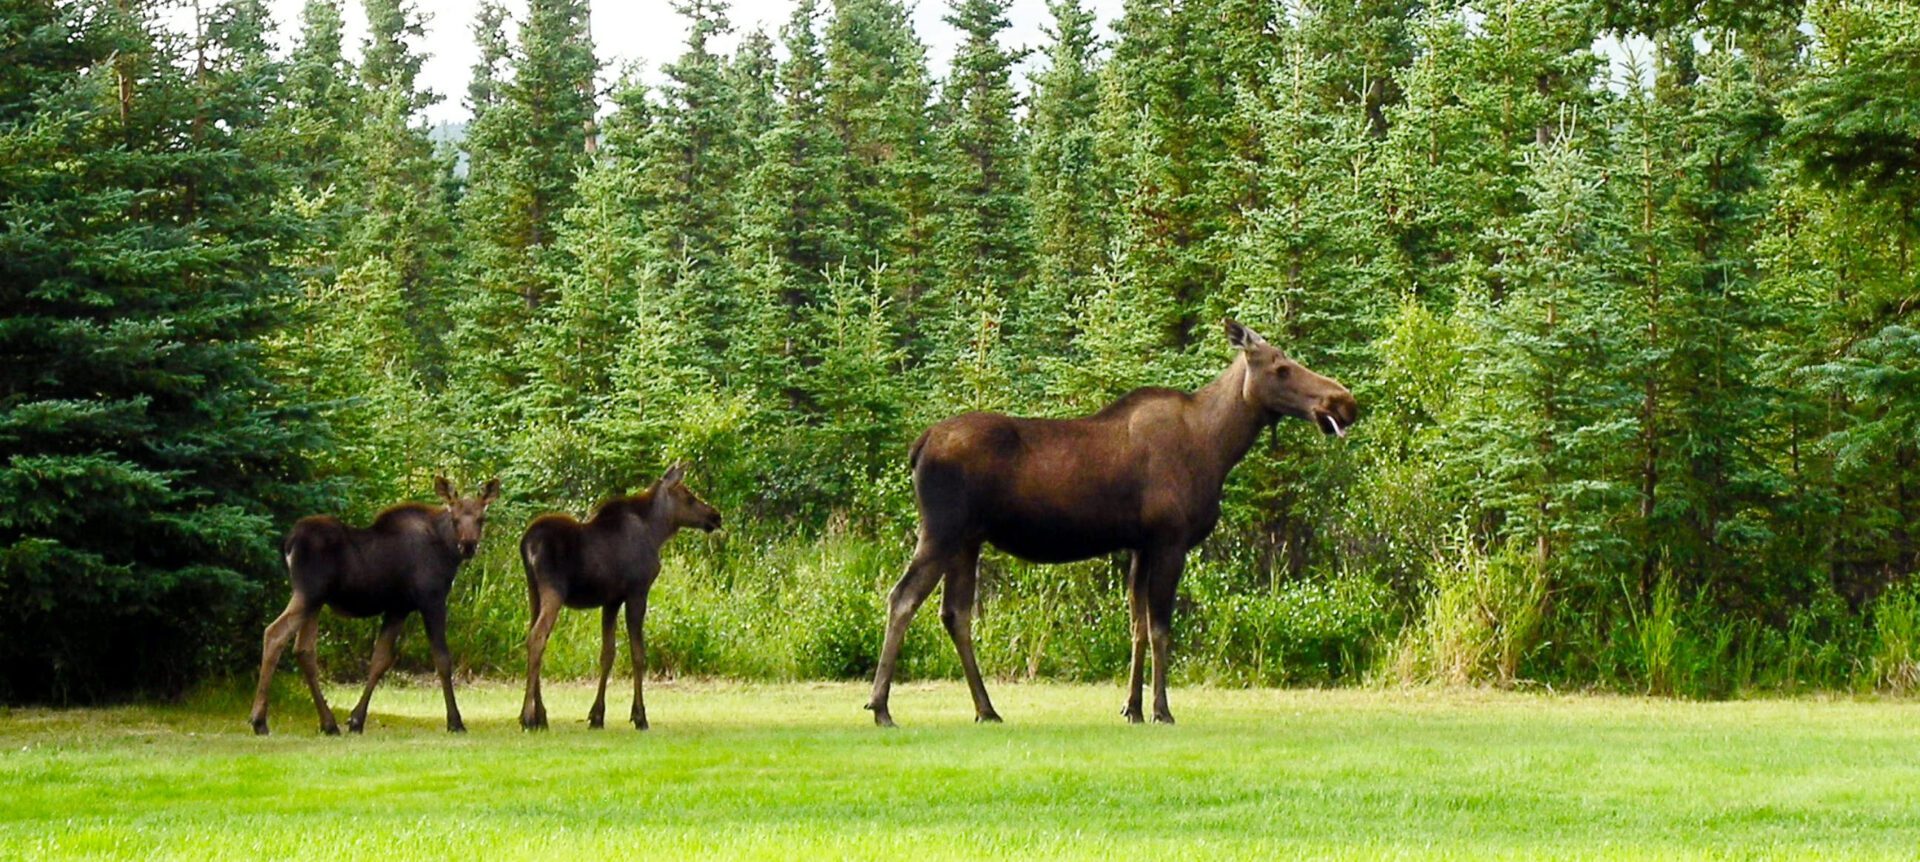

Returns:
1445,131,1638,580
1,0,321,700
1100,0,1243,348
524,71,655,502
933,0,1031,303
447,0,598,470
1215,25,1394,580
1621,40,1780,605
635,0,747,376
1026,0,1112,359
735,0,849,314
928,0,1032,406
282,0,357,193
823,0,938,323
1778,1,1920,591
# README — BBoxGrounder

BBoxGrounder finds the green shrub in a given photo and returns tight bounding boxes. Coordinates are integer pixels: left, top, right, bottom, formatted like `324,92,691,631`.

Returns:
1632,571,1680,696
1187,569,1390,686
1870,582,1920,694
788,535,896,679
1388,537,1547,686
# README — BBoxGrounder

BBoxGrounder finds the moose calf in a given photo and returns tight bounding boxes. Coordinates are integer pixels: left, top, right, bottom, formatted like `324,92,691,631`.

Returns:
519,463,721,731
249,476,500,735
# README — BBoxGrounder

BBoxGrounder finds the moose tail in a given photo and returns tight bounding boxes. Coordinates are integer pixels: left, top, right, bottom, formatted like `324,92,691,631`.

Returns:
908,428,931,473
519,534,543,618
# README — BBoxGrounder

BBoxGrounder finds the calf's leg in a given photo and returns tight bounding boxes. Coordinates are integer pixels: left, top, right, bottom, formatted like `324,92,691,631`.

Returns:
347,612,407,734
588,603,619,729
421,603,464,733
626,595,650,730
293,611,338,735
521,588,562,730
249,595,309,735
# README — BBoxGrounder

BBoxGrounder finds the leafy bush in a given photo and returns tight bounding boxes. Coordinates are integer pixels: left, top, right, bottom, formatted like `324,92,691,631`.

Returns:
1870,583,1920,694
1388,538,1547,687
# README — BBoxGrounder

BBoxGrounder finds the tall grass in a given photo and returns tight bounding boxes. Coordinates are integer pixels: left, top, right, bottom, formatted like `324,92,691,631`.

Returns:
1386,538,1546,687
300,526,1917,699
1870,582,1920,694
1630,570,1680,696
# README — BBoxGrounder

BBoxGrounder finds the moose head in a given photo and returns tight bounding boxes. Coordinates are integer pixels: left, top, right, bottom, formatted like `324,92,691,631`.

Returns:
650,463,722,533
1224,319,1358,437
434,475,502,558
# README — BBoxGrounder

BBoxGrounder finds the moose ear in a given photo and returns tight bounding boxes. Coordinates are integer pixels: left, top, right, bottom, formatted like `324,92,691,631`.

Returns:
1224,318,1270,351
661,462,687,486
479,477,502,506
433,475,457,503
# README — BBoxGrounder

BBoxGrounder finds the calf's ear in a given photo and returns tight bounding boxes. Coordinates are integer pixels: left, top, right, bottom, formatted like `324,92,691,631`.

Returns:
661,462,687,486
480,477,502,506
434,475,458,504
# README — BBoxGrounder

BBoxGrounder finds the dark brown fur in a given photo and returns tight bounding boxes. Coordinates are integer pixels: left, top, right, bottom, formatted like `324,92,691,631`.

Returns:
518,464,721,731
866,320,1357,726
249,476,500,735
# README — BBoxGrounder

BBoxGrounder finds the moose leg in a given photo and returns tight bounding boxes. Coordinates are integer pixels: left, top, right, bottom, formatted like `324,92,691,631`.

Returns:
521,588,562,730
1145,550,1187,725
865,543,946,727
249,596,309,735
292,610,339,735
626,594,650,730
421,603,464,733
588,603,619,729
1122,552,1150,724
346,612,407,734
940,543,1000,723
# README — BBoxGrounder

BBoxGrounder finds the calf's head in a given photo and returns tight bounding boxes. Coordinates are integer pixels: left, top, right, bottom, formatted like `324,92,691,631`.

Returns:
1225,319,1358,437
434,475,502,558
651,463,722,533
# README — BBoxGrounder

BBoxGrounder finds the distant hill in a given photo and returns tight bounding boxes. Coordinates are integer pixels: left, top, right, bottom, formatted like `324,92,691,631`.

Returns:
430,121,469,178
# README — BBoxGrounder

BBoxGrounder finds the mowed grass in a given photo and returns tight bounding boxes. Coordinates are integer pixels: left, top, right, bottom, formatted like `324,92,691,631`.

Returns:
0,681,1916,860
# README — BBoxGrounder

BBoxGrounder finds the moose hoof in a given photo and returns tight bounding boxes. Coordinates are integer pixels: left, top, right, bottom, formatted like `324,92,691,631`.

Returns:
320,724,341,736
447,720,467,734
632,719,649,731
520,718,547,732
1152,712,1176,725
588,717,604,730
346,718,365,735
976,712,1003,724
250,719,269,736
1122,707,1145,724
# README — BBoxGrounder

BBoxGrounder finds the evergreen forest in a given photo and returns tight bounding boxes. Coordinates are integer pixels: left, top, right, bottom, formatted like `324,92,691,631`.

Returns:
5,0,1920,702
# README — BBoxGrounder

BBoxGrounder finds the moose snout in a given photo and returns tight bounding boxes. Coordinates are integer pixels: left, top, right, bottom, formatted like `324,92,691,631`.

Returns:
1315,392,1359,438
458,540,478,558
702,512,723,532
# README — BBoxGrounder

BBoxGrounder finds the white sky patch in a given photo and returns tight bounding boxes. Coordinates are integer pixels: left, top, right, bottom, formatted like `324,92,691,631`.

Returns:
257,0,1126,124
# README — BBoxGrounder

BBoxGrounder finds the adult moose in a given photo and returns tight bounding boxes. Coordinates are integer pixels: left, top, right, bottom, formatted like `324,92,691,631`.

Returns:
519,463,722,731
249,476,500,735
866,320,1358,727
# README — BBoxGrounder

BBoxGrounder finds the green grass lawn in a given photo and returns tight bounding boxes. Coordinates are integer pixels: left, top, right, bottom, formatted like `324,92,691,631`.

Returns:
0,680,1915,860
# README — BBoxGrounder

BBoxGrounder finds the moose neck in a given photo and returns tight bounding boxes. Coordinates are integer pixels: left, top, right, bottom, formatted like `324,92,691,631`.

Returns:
1191,353,1272,486
637,496,680,548
428,510,465,565
646,515,680,548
